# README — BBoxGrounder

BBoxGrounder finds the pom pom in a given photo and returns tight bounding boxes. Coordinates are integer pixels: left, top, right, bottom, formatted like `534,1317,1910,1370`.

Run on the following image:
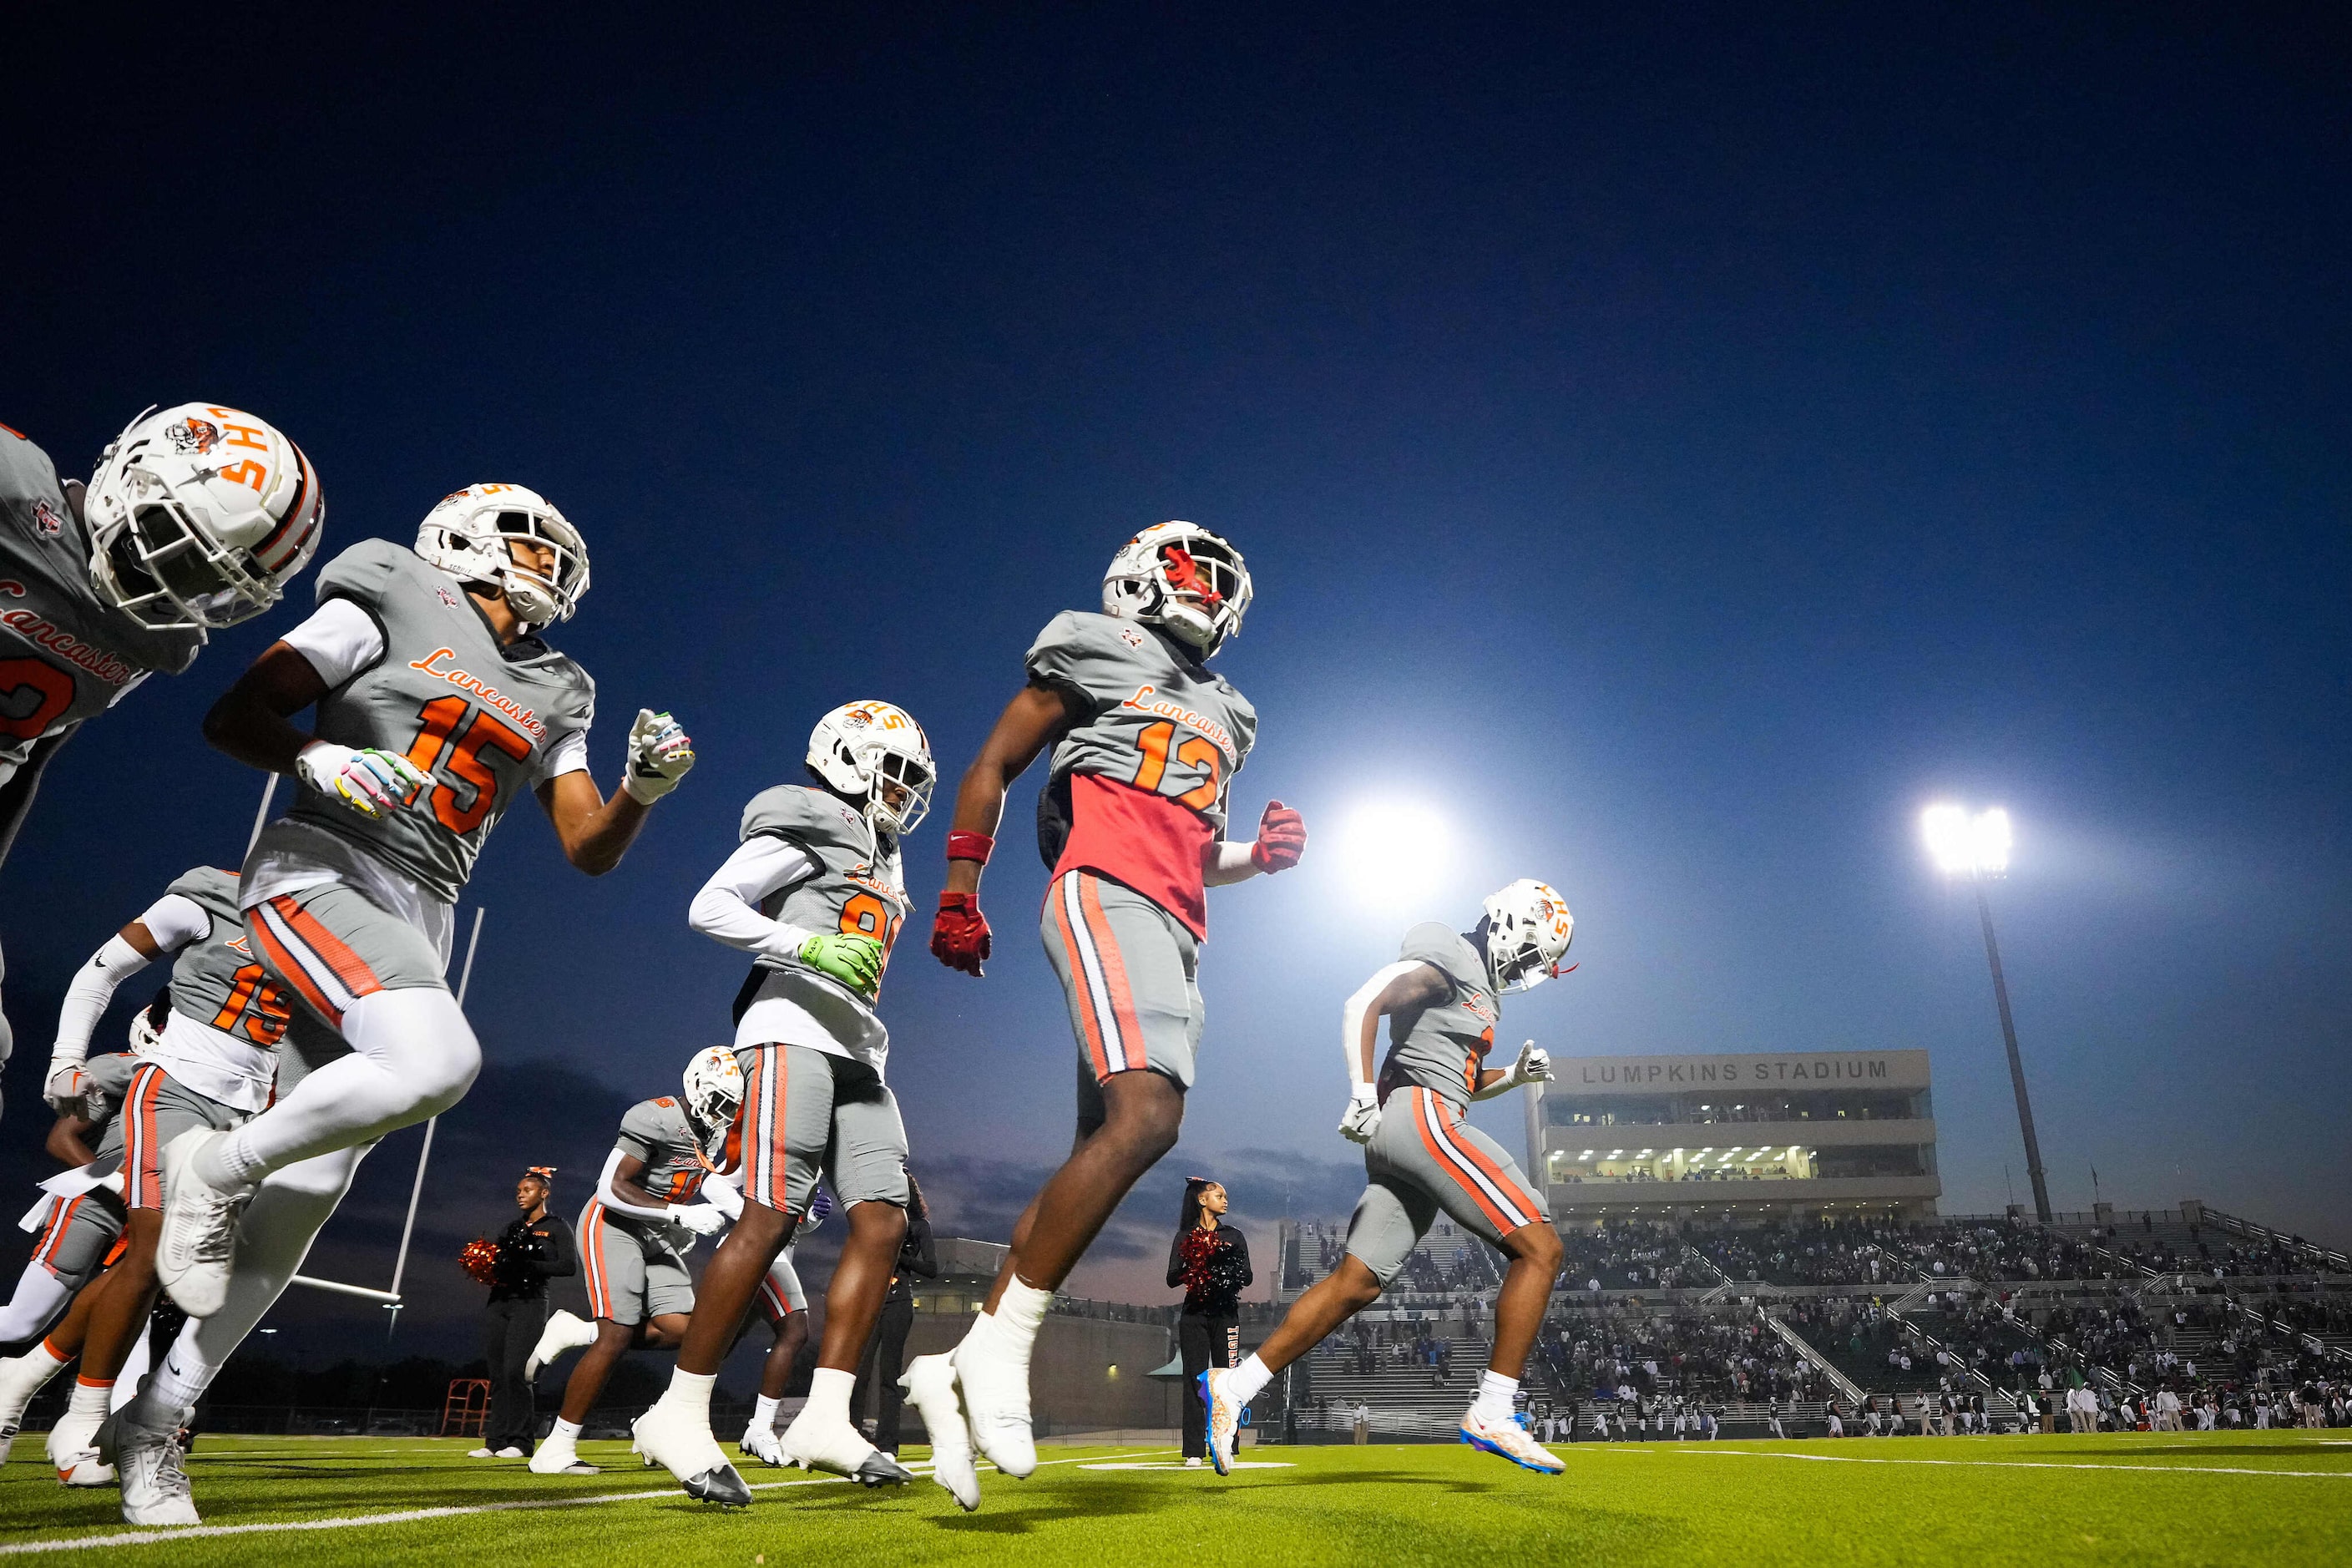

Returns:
460,1237,500,1285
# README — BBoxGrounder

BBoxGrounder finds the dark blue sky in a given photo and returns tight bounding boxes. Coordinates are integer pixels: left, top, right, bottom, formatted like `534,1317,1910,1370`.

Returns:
4,3,2347,1336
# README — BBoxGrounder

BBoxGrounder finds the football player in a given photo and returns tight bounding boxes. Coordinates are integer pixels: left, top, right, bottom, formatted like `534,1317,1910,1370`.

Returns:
0,1010,146,1469
0,408,322,1119
1196,881,1574,1476
122,485,694,1520
726,1184,827,1468
30,867,301,1518
632,702,933,1506
905,524,1304,1504
524,1050,740,1477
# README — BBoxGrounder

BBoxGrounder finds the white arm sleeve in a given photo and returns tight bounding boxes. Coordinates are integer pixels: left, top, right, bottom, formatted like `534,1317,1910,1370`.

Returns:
1341,962,1420,1090
596,1146,680,1222
279,598,387,687
51,933,164,1066
1201,838,1259,888
687,837,822,962
702,1171,744,1222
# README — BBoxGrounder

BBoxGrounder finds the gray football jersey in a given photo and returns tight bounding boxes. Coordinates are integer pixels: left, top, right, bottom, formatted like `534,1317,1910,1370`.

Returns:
284,539,595,903
611,1096,722,1240
737,784,908,1001
161,866,291,1047
1377,922,1503,1109
1025,611,1257,858
0,427,202,786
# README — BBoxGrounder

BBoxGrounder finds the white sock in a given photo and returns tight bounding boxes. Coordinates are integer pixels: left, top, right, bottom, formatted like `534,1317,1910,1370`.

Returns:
4,1341,71,1394
751,1394,781,1429
195,1128,266,1189
147,1334,216,1414
549,1417,582,1444
991,1280,1053,1360
665,1368,716,1413
68,1378,113,1419
804,1367,855,1425
1473,1370,1519,1423
1227,1353,1273,1406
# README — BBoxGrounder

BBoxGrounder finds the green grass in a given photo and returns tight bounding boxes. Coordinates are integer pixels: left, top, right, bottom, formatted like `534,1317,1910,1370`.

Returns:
4,1431,2350,1565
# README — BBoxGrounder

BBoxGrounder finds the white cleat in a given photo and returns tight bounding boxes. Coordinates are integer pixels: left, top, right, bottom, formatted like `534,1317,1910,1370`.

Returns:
109,1398,200,1526
467,1446,495,1458
737,1424,787,1468
777,1404,912,1487
1198,1368,1243,1476
525,1310,598,1380
899,1353,979,1510
48,1406,114,1486
631,1399,751,1506
155,1130,255,1319
528,1439,598,1475
1459,1408,1564,1474
0,1351,69,1465
949,1331,1036,1479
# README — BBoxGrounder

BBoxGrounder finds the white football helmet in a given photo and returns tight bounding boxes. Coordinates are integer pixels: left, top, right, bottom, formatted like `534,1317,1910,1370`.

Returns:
415,483,589,627
682,1045,742,1137
1482,879,1575,994
1101,521,1252,659
128,1000,166,1056
83,403,325,633
807,700,935,837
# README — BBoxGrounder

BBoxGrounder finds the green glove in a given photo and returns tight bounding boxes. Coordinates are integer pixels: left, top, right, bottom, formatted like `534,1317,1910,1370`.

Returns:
799,931,884,994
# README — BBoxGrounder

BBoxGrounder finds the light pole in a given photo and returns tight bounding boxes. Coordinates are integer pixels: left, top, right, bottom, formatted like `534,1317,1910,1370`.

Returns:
1922,804,2051,1223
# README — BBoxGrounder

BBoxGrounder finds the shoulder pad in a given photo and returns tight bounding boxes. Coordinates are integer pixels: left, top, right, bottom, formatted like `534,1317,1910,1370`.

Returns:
1025,609,1156,688
162,866,242,923
314,538,422,610
741,784,866,854
1399,921,1479,985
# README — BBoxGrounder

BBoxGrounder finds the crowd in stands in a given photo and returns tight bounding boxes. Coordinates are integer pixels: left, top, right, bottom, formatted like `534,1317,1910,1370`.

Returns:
1538,1305,1828,1404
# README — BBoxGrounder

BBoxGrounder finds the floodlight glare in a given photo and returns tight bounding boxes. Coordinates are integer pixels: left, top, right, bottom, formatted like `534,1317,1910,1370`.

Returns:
1923,802,2011,876
1330,799,1455,910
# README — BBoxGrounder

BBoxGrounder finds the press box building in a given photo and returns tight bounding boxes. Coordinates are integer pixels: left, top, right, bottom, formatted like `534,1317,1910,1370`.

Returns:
1523,1050,1940,1227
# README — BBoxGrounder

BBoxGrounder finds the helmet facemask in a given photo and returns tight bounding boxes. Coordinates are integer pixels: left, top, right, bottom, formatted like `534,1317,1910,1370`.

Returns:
1102,523,1253,659
864,745,936,838
806,701,936,842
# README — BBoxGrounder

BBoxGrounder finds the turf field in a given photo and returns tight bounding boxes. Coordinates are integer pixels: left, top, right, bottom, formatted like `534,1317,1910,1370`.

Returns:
3,1431,2349,1565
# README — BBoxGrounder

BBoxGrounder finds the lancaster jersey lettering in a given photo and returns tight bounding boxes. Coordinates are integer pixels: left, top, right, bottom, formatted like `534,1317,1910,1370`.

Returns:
0,428,200,785
284,539,594,903
1378,922,1501,1110
1025,610,1257,937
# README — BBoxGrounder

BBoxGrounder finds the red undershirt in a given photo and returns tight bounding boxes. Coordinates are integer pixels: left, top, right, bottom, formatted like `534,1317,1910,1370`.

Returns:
1051,772,1215,938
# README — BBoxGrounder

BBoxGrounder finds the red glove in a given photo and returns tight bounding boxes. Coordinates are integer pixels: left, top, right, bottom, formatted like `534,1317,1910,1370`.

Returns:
931,891,992,976
1251,798,1307,873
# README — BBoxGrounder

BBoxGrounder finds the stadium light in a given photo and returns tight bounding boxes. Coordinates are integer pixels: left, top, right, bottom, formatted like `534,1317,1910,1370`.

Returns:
1328,798,1454,912
1922,800,2051,1222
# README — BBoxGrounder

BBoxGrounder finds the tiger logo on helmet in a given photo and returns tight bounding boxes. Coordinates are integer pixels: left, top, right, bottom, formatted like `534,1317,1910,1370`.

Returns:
1481,879,1575,994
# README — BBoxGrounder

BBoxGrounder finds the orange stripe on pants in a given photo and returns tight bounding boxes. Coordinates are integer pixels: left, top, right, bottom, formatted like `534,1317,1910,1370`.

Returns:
1436,1099,1541,1226
1051,877,1115,1080
583,1201,610,1319
271,895,386,1001
250,912,341,1024
1412,1090,1516,1233
124,1065,167,1210
1075,874,1145,1076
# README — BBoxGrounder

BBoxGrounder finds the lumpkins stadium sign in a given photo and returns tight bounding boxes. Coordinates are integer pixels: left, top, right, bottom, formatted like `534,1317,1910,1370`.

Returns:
1562,1050,1932,1090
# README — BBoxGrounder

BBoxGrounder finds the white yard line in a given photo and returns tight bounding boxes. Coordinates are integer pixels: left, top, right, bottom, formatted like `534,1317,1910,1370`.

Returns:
0,1449,1171,1555
1667,1446,2352,1480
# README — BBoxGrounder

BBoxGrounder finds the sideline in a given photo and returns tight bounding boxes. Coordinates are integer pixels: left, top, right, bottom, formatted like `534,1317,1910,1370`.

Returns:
0,1449,1172,1556
1667,1445,2352,1481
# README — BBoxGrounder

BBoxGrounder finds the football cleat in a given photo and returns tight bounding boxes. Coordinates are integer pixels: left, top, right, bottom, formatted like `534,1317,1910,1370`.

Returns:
950,1330,1037,1479
1459,1407,1564,1474
737,1423,787,1468
899,1353,979,1510
525,1309,599,1380
48,1405,114,1486
776,1405,911,1486
109,1398,200,1526
155,1130,255,1318
528,1437,597,1476
631,1399,751,1507
0,1349,72,1464
1198,1368,1244,1476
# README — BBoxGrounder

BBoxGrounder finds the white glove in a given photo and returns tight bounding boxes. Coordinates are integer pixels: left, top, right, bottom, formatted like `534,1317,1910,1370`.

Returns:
702,1177,744,1222
672,1201,727,1237
43,1059,89,1115
1509,1040,1553,1087
622,709,695,804
1338,1087,1383,1145
296,741,428,820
